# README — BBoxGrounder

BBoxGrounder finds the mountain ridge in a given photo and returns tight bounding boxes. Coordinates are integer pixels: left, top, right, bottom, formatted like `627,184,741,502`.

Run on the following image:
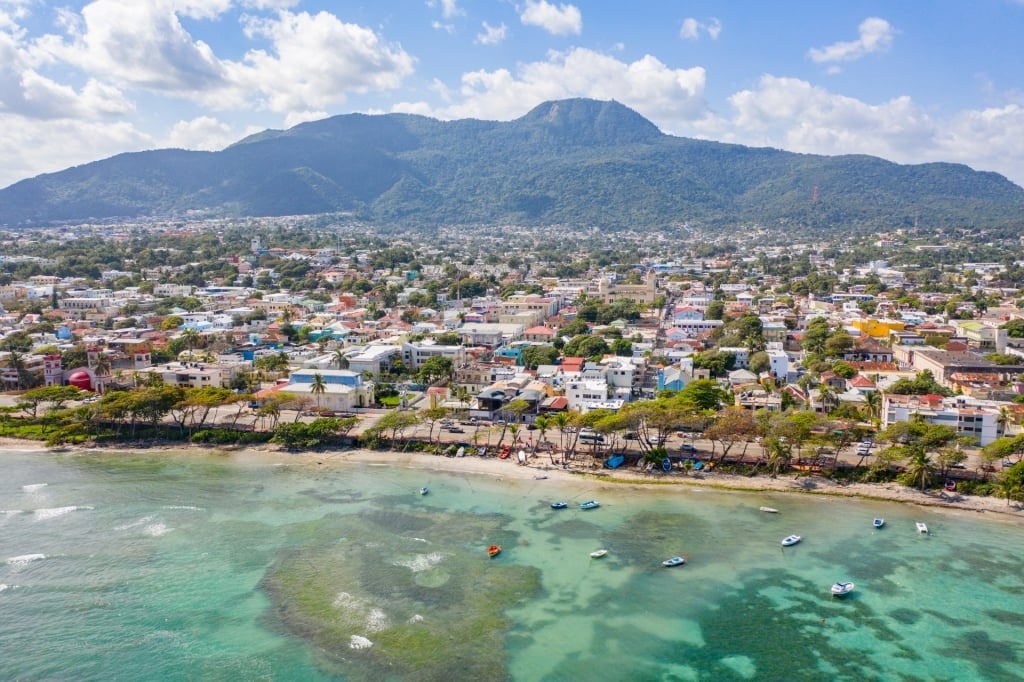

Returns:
1,98,1021,232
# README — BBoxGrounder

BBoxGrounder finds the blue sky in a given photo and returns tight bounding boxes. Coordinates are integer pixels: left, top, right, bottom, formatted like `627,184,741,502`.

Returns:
2,0,1023,190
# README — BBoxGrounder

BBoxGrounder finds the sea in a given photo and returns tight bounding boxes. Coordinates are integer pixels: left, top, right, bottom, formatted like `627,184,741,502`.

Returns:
2,446,1024,681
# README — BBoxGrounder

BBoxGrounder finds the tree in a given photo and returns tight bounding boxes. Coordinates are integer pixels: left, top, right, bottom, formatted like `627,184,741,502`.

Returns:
801,318,830,355
887,370,952,397
749,351,770,375
417,356,453,386
824,330,855,357
520,345,559,370
610,337,633,357
161,315,184,330
310,372,326,410
877,418,958,491
17,385,85,419
420,406,449,444
332,349,350,370
562,334,609,360
998,462,1024,506
703,407,758,461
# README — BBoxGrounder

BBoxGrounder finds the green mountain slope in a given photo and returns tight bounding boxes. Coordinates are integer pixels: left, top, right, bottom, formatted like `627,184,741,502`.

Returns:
1,98,1021,231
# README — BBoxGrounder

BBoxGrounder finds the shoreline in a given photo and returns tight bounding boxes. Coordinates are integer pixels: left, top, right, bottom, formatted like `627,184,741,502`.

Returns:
3,435,1022,524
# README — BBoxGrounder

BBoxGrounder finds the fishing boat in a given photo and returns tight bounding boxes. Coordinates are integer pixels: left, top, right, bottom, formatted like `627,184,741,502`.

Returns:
498,446,511,459
550,501,568,509
590,549,608,558
487,544,501,558
781,535,802,547
916,522,929,534
830,581,855,597
759,506,779,513
419,486,428,496
873,518,884,529
578,500,600,510
662,556,686,567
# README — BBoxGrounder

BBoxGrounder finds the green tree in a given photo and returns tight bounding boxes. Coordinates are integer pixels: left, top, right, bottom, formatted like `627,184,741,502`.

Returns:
417,356,454,386
520,345,559,369
310,372,326,410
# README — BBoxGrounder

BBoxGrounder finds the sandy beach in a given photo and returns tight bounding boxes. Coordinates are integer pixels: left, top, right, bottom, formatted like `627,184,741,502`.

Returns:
4,435,1022,524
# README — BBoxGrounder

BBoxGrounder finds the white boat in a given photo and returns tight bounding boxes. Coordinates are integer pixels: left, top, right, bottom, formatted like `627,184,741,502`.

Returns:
916,522,929,534
662,556,686,567
579,500,600,510
419,487,428,496
759,506,779,513
831,581,855,596
873,518,884,529
590,549,608,558
781,535,802,547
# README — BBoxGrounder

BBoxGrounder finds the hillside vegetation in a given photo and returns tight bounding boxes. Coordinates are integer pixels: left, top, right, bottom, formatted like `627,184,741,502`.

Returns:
1,98,1022,232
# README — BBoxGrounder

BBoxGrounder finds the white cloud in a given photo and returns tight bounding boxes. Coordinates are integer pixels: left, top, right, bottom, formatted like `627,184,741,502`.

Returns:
37,4,415,114
519,0,581,36
283,109,328,127
475,21,507,46
164,115,235,150
432,21,454,34
0,115,151,188
680,17,720,41
718,75,1024,186
808,17,894,64
426,0,462,19
393,47,708,126
234,10,415,113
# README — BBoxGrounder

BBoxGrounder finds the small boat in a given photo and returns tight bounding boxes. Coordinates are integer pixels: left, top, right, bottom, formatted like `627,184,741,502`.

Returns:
759,506,779,513
944,480,956,492
604,454,625,469
590,549,608,558
662,556,686,567
498,447,511,459
419,486,428,496
781,535,802,547
831,581,855,597
550,501,568,509
578,500,600,510
916,522,929,534
873,518,884,529
487,544,501,558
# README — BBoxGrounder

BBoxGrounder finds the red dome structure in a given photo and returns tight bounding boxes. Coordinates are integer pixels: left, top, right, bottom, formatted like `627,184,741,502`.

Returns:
68,370,93,391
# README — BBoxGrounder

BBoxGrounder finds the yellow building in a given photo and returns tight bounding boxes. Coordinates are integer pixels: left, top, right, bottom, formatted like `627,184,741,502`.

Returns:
851,319,905,338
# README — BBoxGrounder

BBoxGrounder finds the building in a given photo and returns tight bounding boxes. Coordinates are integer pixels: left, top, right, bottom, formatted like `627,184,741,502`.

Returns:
282,369,374,411
401,341,466,371
882,394,1004,446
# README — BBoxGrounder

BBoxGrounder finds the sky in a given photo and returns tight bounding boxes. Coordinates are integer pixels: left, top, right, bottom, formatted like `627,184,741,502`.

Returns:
2,0,1024,191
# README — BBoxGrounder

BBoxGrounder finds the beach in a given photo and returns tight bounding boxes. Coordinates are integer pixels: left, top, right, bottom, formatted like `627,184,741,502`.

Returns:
4,435,1021,523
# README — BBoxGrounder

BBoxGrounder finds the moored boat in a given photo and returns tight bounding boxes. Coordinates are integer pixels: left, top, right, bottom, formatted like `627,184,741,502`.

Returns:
662,556,686,567
916,522,929,534
873,518,884,528
579,500,600,510
604,454,625,469
550,501,568,509
759,506,779,513
487,544,501,558
419,486,428,496
590,549,608,558
831,581,855,597
781,535,802,547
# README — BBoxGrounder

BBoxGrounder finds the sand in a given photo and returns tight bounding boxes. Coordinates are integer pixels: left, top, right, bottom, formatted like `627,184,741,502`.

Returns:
3,436,1022,524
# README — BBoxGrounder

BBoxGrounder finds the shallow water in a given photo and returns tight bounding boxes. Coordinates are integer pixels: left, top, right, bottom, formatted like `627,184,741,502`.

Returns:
2,448,1023,681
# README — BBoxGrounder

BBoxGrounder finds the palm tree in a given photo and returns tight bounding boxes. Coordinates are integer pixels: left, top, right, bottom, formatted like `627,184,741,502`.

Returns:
997,406,1013,437
332,349,349,370
310,373,326,410
180,329,200,359
905,449,937,491
864,390,882,424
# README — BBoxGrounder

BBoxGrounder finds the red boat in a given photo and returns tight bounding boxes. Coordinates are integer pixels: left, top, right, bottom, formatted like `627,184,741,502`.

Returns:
488,544,501,558
498,447,511,459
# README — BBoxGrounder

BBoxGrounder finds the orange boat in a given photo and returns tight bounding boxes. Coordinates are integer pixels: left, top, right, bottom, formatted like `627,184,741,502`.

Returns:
488,544,501,558
498,447,511,459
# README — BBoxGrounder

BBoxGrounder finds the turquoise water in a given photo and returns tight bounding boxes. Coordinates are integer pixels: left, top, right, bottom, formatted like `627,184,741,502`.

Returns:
2,448,1024,681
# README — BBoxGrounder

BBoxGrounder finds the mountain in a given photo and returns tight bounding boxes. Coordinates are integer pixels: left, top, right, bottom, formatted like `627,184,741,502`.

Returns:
2,98,1022,232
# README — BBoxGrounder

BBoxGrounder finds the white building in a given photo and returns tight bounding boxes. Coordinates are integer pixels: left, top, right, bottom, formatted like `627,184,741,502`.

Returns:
402,341,466,371
882,394,1004,446
281,369,374,411
346,344,402,378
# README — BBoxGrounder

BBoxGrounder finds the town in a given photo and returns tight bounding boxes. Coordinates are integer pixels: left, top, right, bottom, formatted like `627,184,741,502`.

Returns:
2,216,1024,496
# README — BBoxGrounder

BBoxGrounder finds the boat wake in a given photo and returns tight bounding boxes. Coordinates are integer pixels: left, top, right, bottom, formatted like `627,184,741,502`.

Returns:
6,553,46,566
33,505,93,521
22,483,48,492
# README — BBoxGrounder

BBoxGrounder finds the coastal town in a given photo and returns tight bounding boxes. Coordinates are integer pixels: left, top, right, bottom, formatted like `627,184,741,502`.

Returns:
3,217,1024,499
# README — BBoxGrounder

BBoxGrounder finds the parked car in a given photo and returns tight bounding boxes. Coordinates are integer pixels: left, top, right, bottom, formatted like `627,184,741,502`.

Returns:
447,426,465,433
679,444,699,455
624,432,638,440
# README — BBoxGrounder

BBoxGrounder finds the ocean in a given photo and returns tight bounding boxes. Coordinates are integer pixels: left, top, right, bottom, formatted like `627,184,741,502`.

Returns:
2,447,1023,681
